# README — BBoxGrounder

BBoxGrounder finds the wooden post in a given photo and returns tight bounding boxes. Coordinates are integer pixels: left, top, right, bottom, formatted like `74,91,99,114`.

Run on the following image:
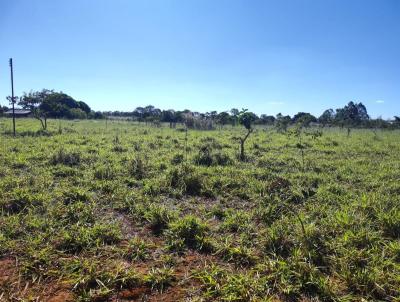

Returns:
9,58,16,137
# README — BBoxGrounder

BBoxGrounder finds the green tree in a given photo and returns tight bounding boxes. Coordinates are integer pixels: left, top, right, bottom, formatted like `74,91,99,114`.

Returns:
19,89,88,129
19,89,54,130
230,108,239,126
275,113,291,133
216,111,231,129
238,109,257,161
318,109,335,126
292,112,317,127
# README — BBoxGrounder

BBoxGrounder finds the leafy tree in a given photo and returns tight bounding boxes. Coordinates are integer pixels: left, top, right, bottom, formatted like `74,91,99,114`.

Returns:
19,89,54,130
318,109,335,126
0,105,9,116
216,111,231,128
133,107,145,122
292,112,317,127
258,114,275,126
77,101,91,114
275,113,292,133
230,108,240,126
335,101,369,128
69,108,87,119
161,110,177,128
238,109,257,161
19,89,89,130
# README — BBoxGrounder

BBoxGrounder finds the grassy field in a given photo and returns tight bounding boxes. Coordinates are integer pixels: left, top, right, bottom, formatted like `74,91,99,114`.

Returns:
0,118,400,301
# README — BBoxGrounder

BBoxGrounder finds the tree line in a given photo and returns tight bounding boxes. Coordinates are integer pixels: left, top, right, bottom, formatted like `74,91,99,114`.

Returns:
105,102,400,130
1,88,399,130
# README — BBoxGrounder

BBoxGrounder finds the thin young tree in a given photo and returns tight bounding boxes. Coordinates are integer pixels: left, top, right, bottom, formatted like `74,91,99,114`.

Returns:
238,109,257,161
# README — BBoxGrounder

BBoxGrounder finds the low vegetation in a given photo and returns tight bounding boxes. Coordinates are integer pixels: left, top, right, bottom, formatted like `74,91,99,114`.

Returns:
0,117,400,301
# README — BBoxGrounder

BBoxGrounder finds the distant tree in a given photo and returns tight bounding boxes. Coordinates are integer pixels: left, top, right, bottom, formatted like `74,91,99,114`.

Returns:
275,113,292,133
258,114,275,126
318,109,335,126
292,112,317,127
161,110,177,128
238,109,257,161
88,111,105,119
133,107,145,122
335,101,369,127
68,108,87,119
19,89,88,129
77,101,91,114
216,111,231,128
0,105,9,116
19,89,54,130
230,108,240,126
392,116,400,129
42,92,83,118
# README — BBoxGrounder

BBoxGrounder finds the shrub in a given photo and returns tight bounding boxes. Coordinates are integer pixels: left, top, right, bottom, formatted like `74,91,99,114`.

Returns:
194,145,213,166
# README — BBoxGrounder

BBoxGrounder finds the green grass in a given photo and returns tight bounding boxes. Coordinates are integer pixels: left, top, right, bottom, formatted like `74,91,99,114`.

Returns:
1,117,400,301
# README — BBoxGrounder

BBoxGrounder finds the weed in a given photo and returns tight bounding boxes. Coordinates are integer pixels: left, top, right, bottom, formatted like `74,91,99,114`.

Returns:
125,237,150,261
145,266,175,292
167,215,211,251
144,204,175,235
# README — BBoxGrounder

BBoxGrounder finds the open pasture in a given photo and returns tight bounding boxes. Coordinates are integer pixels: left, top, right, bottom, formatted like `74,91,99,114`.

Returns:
1,118,400,301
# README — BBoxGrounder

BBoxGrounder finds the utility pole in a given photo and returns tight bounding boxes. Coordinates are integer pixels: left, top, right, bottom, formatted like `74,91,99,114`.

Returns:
9,58,16,137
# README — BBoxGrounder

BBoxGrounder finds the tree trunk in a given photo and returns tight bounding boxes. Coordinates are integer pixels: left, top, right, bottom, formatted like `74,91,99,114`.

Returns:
239,128,253,161
38,118,45,130
240,139,245,161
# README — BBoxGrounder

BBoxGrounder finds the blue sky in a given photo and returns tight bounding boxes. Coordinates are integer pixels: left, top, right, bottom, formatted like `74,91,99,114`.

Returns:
0,0,399,118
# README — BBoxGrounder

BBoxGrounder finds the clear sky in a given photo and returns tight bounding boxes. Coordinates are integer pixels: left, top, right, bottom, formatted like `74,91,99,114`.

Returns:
0,0,399,118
